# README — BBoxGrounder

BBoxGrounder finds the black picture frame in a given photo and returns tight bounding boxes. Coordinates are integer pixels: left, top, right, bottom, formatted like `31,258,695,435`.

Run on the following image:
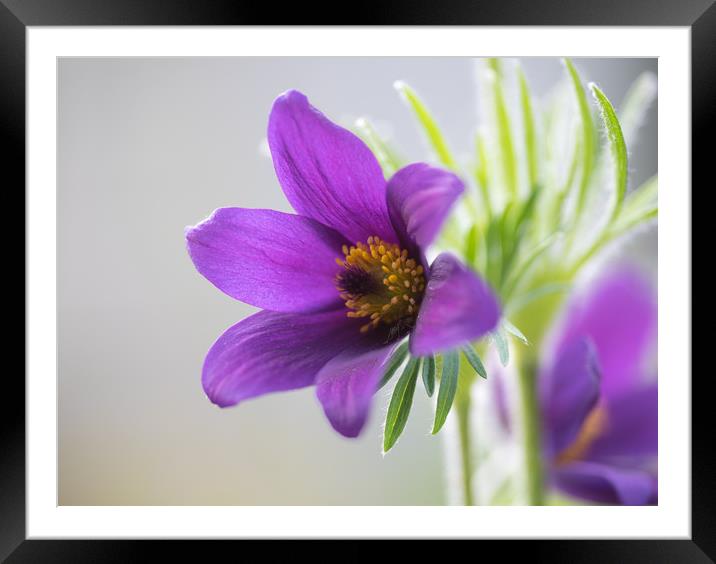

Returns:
3,0,710,560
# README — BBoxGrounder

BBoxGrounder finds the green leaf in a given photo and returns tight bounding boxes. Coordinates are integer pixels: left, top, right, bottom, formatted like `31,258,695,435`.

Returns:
432,350,460,434
551,133,581,228
493,329,510,367
514,183,541,236
564,59,596,220
434,354,444,377
377,341,409,391
502,185,541,282
617,175,657,232
610,206,658,238
489,62,518,199
498,202,517,284
503,319,529,345
502,232,563,300
462,345,487,379
464,224,479,267
518,66,538,189
506,283,570,316
383,357,421,452
572,175,656,273
475,131,492,217
485,217,503,290
487,58,502,75
422,355,436,397
590,83,628,222
572,204,657,274
624,175,657,212
354,117,403,177
394,81,457,170
619,72,657,148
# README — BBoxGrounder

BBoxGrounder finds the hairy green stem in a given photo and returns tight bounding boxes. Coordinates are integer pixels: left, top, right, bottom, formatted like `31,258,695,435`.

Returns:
455,395,474,506
516,354,544,505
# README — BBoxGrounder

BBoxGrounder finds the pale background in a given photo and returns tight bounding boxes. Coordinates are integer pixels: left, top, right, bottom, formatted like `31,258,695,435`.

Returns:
58,57,657,505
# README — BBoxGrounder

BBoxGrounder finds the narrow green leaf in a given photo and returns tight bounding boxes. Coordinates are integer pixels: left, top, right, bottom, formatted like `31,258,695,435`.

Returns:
502,232,563,300
502,186,542,282
462,346,487,379
615,175,657,233
518,66,538,189
383,357,421,452
489,64,518,199
422,355,436,397
552,133,581,228
610,206,658,238
354,118,402,177
394,81,457,170
619,72,657,148
505,283,570,316
464,224,479,267
503,320,529,345
377,341,409,391
487,58,502,75
572,204,657,274
564,59,596,220
515,183,541,236
493,329,510,367
624,175,657,212
485,217,503,290
475,131,492,217
432,351,460,434
571,177,656,274
499,203,518,285
435,354,444,378
590,83,628,222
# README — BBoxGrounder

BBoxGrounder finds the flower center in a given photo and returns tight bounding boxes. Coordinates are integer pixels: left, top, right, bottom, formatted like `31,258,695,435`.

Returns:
555,405,608,466
335,236,426,334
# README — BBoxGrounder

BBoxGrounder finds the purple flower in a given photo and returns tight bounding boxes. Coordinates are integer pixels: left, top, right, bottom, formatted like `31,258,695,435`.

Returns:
540,268,657,505
186,90,500,438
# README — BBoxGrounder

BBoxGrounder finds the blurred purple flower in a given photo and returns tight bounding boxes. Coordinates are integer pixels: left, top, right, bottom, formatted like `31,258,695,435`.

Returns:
540,268,657,505
186,90,499,438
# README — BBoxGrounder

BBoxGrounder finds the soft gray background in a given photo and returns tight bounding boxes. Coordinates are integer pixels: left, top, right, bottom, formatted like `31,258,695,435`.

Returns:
58,57,657,505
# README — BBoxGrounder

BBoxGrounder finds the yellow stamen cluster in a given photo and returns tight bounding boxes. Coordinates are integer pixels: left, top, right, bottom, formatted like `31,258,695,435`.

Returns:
335,236,426,334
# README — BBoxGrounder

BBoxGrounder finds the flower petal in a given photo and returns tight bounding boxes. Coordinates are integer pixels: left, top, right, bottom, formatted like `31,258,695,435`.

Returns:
410,253,500,356
540,338,601,457
315,343,395,438
186,208,346,313
202,309,360,408
386,163,464,253
553,461,657,505
586,383,658,462
552,268,657,399
268,90,397,244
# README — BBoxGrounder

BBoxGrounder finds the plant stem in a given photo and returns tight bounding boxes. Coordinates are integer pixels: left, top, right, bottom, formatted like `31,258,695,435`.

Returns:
516,355,544,505
455,395,474,506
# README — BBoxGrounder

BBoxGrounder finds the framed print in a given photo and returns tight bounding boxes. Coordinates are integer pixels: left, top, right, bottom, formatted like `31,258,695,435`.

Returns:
4,0,710,559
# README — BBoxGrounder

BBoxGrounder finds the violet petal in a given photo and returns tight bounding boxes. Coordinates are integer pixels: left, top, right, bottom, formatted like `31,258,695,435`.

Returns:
315,343,396,438
186,208,346,313
386,163,464,255
551,268,657,400
540,338,601,457
410,253,500,356
202,309,361,408
586,383,658,462
268,90,397,245
553,461,657,505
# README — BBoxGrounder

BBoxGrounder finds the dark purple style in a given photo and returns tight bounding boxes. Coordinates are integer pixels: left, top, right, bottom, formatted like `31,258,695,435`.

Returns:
539,268,658,505
186,90,500,438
